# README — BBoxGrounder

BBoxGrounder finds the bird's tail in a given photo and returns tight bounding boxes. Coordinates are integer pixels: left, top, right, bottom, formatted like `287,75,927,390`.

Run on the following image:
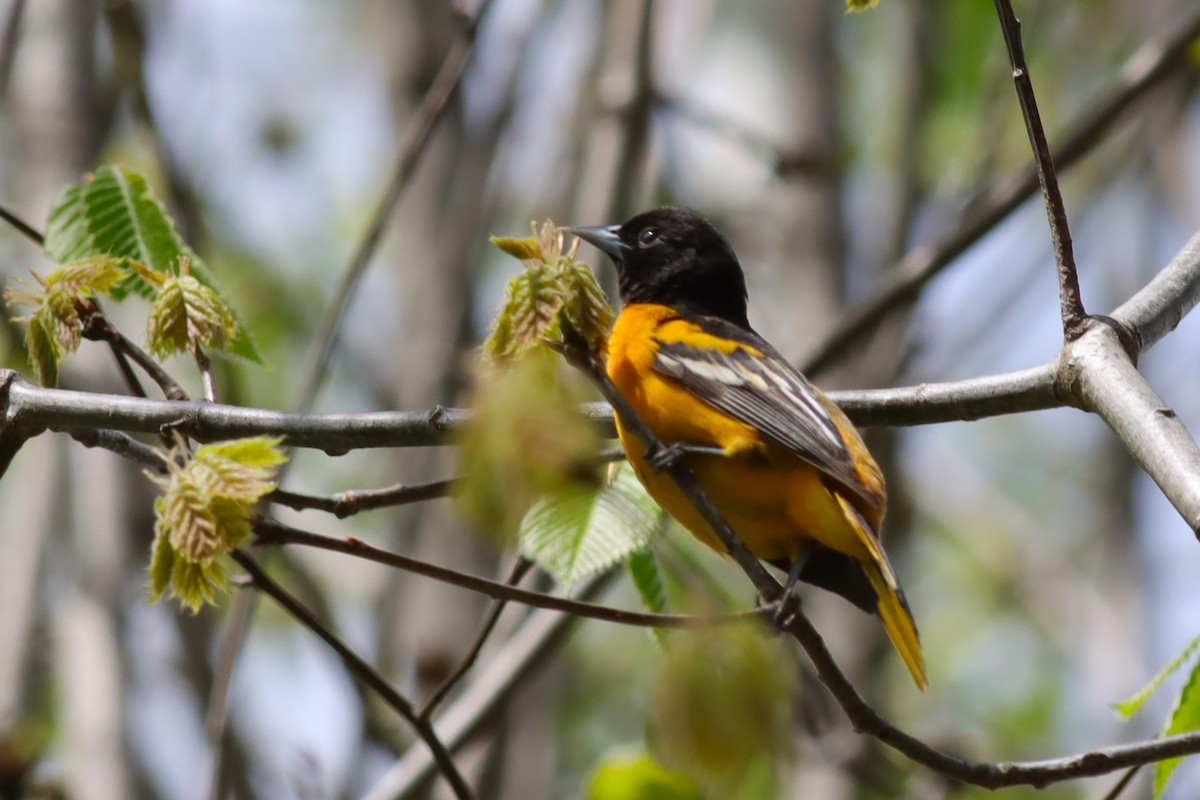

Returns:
836,495,928,689
863,564,927,689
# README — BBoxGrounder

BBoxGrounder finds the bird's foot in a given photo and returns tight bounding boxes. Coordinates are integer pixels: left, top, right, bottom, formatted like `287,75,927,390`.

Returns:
645,441,725,472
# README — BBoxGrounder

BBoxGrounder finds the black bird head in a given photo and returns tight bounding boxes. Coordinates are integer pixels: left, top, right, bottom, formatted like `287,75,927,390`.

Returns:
566,208,750,329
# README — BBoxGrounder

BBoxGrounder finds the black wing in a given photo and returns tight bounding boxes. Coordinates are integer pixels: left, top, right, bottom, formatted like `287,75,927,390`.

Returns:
652,314,874,508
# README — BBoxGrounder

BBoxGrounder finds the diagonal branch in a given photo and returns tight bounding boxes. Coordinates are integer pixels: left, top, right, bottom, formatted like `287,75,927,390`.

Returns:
253,519,775,630
230,549,475,800
802,4,1200,375
294,0,495,412
993,0,1086,338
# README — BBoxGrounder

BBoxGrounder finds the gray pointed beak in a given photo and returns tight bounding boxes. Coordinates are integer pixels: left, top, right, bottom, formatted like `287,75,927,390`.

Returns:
564,224,630,261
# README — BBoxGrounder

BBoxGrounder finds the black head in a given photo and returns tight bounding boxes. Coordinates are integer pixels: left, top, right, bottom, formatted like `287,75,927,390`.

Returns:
566,208,750,329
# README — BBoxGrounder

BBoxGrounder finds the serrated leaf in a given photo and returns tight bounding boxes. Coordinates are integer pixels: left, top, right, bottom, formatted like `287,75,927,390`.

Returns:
43,184,91,264
628,545,669,647
42,164,263,363
483,262,564,361
147,520,176,603
146,272,237,358
520,463,660,585
146,436,286,611
199,436,287,469
557,258,613,352
24,313,59,387
1115,632,1200,718
1155,659,1200,798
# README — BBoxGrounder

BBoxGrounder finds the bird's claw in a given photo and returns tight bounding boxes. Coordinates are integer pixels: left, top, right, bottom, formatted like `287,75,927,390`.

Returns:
645,441,725,472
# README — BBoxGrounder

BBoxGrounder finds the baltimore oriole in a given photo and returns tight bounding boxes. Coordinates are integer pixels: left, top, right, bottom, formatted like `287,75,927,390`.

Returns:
566,208,927,688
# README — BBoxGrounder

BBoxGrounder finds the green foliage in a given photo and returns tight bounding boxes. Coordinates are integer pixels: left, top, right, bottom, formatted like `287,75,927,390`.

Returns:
585,750,703,800
137,259,237,358
147,436,287,612
3,258,126,385
485,221,612,361
1157,661,1200,798
519,463,661,586
456,352,601,541
42,163,261,362
1113,632,1200,799
627,546,669,648
1114,632,1200,718
649,622,794,792
845,0,879,11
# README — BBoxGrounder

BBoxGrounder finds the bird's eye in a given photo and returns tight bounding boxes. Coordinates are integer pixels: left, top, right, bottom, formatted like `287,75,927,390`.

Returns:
637,227,660,248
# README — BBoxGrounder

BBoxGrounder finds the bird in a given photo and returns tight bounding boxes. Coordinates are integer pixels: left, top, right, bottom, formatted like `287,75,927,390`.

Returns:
565,208,927,688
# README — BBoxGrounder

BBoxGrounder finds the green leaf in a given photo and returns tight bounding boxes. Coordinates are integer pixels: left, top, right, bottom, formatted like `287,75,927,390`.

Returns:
146,272,237,358
24,313,59,387
1155,659,1200,798
650,622,794,790
455,353,600,542
42,165,263,363
520,463,661,586
147,519,176,603
145,436,286,611
586,751,703,800
1115,632,1200,718
628,545,669,648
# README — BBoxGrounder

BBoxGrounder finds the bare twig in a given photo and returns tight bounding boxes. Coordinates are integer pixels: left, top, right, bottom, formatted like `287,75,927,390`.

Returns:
362,574,614,800
1099,764,1142,800
295,0,495,412
419,556,534,719
609,0,656,219
802,4,1200,375
203,587,257,800
78,305,188,401
253,519,775,629
0,0,26,97
194,346,217,403
270,478,457,517
230,549,475,800
993,0,1086,338
0,199,44,246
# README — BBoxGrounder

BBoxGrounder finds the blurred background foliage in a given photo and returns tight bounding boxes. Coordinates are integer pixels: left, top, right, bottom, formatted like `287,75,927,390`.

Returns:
2,0,1200,798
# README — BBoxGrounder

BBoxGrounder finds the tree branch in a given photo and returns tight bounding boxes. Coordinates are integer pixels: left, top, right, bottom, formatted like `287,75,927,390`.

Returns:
993,0,1086,338
802,4,1200,375
294,0,495,412
253,519,775,630
230,549,475,800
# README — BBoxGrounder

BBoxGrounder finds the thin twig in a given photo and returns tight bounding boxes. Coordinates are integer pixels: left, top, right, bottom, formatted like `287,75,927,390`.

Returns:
0,0,26,97
78,305,188,400
203,586,257,800
294,0,495,412
993,0,1086,338
0,199,44,246
608,0,656,219
230,549,475,800
420,556,534,720
1099,764,1142,800
802,4,1200,375
270,478,457,518
253,519,776,629
194,346,217,403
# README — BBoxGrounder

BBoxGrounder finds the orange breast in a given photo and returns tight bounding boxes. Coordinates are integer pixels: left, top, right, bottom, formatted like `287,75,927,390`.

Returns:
605,304,877,563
